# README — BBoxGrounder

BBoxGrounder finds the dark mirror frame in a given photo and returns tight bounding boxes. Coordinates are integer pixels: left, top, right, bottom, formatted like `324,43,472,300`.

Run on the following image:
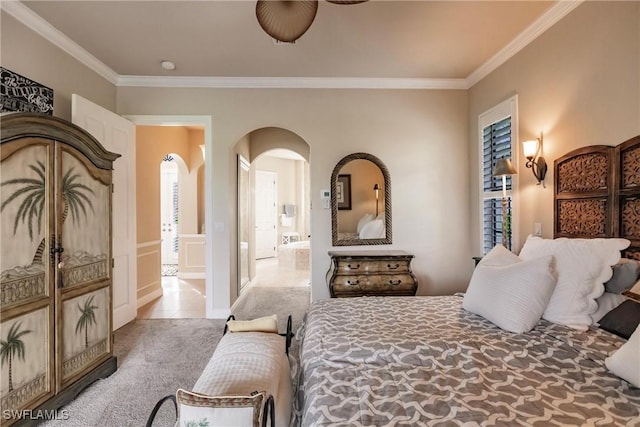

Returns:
331,152,392,246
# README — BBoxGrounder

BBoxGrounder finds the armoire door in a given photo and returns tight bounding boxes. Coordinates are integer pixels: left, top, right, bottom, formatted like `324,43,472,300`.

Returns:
0,138,56,421
55,143,113,390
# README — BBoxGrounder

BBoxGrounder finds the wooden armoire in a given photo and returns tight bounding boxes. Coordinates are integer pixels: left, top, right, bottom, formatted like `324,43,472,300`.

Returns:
0,113,119,426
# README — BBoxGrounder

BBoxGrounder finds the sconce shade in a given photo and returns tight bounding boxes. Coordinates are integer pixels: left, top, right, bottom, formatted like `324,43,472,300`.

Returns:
522,139,539,159
523,136,547,185
200,144,205,160
256,0,319,42
493,158,517,177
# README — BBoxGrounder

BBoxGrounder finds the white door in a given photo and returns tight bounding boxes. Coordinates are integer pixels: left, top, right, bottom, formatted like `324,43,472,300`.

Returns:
72,94,137,330
160,160,178,265
255,170,277,259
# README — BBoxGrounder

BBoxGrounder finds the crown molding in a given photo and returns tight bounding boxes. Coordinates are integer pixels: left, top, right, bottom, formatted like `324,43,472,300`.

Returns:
466,0,584,88
2,0,119,85
5,0,583,90
116,75,467,90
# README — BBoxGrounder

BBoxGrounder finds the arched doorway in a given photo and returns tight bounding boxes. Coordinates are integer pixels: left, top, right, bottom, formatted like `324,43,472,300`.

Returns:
232,128,311,317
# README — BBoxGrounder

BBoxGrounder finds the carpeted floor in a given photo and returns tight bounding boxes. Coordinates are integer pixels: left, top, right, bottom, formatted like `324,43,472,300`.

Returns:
231,285,310,334
42,319,225,427
40,285,310,427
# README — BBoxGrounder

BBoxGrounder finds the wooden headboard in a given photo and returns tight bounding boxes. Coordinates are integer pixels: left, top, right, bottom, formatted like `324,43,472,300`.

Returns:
554,135,640,260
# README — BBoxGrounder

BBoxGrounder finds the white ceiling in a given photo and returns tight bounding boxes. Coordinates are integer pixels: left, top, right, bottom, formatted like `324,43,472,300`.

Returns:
5,1,582,88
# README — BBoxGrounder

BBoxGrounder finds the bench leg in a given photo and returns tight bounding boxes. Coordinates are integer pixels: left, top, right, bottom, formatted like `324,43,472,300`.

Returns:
145,394,177,427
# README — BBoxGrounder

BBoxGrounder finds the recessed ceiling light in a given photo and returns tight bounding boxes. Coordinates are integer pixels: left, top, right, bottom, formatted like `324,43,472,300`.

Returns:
160,60,176,71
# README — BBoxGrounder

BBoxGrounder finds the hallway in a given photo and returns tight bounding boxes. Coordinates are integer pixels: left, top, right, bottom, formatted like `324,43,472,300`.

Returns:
137,255,309,320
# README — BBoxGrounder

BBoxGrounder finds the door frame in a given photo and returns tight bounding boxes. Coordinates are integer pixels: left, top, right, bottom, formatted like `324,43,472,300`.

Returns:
125,115,215,318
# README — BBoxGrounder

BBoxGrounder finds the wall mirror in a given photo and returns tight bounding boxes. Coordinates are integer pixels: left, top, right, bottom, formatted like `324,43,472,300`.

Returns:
331,152,391,245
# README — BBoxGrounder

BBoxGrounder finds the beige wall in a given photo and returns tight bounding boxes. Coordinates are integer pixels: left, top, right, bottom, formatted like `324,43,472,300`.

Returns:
468,1,640,257
117,88,470,311
1,13,116,121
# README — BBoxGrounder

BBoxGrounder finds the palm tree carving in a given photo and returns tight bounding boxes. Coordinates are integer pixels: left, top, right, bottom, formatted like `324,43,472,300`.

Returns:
0,322,32,392
76,296,98,349
1,163,94,265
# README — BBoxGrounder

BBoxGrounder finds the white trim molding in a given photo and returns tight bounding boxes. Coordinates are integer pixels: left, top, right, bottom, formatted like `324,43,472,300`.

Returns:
137,286,163,309
117,75,467,90
6,0,583,90
466,0,584,88
2,1,119,85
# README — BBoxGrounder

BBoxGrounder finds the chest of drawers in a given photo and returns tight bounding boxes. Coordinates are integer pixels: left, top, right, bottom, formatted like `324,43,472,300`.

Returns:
327,250,418,297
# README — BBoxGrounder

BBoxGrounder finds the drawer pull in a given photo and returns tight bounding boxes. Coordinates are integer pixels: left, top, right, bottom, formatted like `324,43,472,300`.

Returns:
389,279,402,285
346,280,360,285
387,263,400,270
347,264,360,269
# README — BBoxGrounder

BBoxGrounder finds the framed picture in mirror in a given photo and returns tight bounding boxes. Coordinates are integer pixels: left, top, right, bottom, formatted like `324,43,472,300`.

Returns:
337,174,351,210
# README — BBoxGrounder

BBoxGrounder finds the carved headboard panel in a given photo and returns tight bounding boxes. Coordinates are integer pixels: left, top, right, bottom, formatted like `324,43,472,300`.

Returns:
554,135,640,260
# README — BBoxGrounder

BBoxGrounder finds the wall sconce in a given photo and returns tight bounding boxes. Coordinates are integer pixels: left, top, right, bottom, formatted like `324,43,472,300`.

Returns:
493,158,517,248
522,134,547,186
373,183,380,217
200,144,205,161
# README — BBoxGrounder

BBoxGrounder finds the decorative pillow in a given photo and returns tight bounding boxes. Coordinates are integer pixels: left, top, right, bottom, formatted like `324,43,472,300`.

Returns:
591,292,626,324
605,324,640,388
356,214,374,234
598,300,640,339
518,235,630,330
226,315,278,333
463,245,556,333
604,259,640,294
176,388,268,427
359,218,385,239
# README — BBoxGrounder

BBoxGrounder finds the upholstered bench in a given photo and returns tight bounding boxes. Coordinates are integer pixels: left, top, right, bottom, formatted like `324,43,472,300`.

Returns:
146,315,293,427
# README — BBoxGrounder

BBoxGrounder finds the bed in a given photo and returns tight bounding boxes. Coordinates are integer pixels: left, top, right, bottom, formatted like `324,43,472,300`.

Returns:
296,135,640,426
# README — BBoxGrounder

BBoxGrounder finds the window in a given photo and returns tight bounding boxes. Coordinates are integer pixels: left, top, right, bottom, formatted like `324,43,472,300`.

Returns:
479,96,518,254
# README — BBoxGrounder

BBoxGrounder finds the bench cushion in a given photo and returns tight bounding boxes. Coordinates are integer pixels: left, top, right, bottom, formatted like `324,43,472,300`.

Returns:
185,331,291,426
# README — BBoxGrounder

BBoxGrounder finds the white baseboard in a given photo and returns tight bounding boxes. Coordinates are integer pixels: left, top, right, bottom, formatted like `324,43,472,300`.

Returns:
137,287,163,308
209,308,231,319
177,272,206,279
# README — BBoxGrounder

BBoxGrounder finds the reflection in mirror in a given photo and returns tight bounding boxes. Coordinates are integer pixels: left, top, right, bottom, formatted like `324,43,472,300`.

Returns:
331,153,391,246
238,155,250,292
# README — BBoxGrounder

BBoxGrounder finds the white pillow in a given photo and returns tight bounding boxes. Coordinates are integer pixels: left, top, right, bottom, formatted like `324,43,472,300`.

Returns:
359,219,385,239
356,214,374,234
605,324,640,388
519,235,629,330
463,245,556,333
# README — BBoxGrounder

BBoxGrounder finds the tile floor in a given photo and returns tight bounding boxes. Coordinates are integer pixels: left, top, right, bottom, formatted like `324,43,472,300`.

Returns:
137,276,205,319
137,257,310,319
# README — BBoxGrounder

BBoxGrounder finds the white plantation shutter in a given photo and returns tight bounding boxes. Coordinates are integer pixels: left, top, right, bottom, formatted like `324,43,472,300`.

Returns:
482,116,513,253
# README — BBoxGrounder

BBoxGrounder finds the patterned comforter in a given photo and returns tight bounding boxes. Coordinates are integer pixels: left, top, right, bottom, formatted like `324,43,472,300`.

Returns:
298,296,640,426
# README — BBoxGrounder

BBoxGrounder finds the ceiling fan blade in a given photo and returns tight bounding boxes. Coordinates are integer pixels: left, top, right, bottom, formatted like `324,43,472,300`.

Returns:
256,0,319,43
325,1,368,4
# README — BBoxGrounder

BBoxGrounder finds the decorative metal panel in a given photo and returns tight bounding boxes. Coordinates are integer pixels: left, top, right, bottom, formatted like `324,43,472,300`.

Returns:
557,153,609,193
557,199,608,236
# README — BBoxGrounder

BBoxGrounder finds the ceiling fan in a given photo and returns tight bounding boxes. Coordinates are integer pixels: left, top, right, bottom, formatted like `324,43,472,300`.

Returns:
256,0,368,43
